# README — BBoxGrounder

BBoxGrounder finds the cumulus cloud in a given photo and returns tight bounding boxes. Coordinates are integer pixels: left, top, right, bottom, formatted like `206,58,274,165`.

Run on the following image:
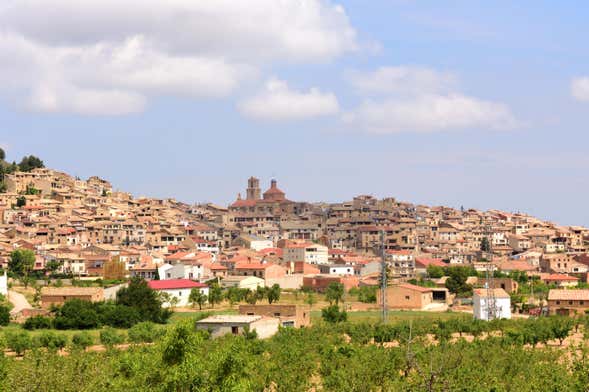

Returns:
571,77,589,102
0,0,357,115
239,78,339,121
344,66,517,133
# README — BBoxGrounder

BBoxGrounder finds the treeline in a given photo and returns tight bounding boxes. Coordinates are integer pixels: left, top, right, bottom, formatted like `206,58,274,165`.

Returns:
2,317,589,391
0,147,45,193
24,278,171,330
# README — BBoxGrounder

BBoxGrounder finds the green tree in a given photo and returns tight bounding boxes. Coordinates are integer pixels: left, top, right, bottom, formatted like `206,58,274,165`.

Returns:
550,317,574,346
15,196,26,208
116,277,171,323
71,332,93,350
325,282,344,305
445,266,474,297
267,284,281,304
426,264,444,279
189,288,208,310
207,282,223,308
480,237,491,252
18,155,44,172
305,292,317,309
0,305,10,326
5,330,32,356
321,305,347,323
0,148,5,161
8,249,35,284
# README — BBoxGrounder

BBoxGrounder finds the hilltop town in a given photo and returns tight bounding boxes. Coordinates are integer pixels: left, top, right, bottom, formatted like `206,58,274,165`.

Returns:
1,163,589,316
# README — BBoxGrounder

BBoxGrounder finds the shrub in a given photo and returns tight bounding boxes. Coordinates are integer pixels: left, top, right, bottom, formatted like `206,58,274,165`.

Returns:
5,330,32,355
321,305,348,324
100,327,125,347
98,303,141,328
35,331,67,351
23,315,52,330
71,332,93,350
128,321,162,343
54,299,100,330
0,305,10,326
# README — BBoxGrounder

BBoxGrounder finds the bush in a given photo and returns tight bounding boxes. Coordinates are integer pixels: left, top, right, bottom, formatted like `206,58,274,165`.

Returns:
35,331,67,351
321,305,348,324
71,332,93,350
128,321,162,343
23,315,52,330
98,303,141,328
100,327,125,347
5,330,32,355
54,299,100,330
0,305,9,326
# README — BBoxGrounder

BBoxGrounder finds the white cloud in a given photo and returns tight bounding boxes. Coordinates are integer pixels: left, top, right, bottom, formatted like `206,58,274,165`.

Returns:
343,94,516,133
239,78,339,121
344,66,517,133
0,0,357,115
347,66,456,95
571,77,589,102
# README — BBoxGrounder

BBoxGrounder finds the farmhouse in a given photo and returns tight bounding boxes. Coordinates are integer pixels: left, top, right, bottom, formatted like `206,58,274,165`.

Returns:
196,315,280,339
147,279,208,307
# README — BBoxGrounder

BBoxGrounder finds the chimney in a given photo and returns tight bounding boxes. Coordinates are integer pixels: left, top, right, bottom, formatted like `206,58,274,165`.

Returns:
271,179,277,188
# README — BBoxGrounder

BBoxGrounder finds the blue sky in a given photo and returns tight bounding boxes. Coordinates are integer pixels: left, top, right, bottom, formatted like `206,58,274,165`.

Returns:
1,0,589,225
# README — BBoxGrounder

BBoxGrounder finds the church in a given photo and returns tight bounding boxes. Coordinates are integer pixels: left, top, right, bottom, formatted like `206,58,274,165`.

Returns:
229,177,310,216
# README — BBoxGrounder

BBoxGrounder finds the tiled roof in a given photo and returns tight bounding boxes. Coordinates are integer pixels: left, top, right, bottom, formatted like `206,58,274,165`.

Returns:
148,279,207,290
548,289,589,301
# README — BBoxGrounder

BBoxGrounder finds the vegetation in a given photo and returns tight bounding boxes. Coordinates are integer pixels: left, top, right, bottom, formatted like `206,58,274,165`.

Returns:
2,315,589,391
8,249,36,285
325,282,345,305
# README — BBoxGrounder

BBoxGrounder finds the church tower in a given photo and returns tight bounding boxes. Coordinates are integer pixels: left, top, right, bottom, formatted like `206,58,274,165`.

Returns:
246,176,261,200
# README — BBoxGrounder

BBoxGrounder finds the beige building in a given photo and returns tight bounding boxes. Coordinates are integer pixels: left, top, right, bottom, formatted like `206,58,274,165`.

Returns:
548,289,589,315
40,287,104,309
377,283,433,310
196,315,280,339
239,304,311,328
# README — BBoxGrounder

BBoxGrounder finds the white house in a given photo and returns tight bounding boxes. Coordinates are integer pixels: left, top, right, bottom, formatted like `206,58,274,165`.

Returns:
319,264,355,276
147,279,208,307
161,263,207,281
473,288,511,321
0,272,6,296
283,242,328,265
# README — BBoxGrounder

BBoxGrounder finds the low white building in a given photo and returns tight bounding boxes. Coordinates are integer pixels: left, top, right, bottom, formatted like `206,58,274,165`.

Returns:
319,264,355,276
148,279,208,307
473,288,511,321
196,315,280,339
220,275,265,290
0,272,7,296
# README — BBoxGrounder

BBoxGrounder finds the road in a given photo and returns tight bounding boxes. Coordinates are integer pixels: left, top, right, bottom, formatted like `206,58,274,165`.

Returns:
8,290,32,315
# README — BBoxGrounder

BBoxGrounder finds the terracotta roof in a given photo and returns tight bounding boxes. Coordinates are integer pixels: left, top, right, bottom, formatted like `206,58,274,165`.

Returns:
543,274,579,281
473,288,510,298
148,279,207,290
415,258,446,268
235,263,273,270
548,289,589,301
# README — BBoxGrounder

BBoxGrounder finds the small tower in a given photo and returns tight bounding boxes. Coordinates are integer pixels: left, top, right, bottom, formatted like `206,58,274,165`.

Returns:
246,177,261,201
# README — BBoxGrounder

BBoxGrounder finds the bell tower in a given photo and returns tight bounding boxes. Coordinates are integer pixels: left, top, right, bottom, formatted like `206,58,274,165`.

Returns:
246,176,261,200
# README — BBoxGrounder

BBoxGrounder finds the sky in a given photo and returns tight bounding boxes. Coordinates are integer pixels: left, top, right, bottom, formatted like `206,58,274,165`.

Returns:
1,0,589,226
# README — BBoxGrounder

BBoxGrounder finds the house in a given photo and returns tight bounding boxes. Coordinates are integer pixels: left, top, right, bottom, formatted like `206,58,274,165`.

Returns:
302,275,359,292
318,264,355,276
40,287,104,309
147,279,208,307
234,234,273,251
377,283,434,310
282,242,328,265
548,289,589,315
233,263,286,280
541,273,579,287
0,272,6,296
220,275,265,290
473,288,511,320
414,257,446,275
196,315,280,339
476,277,519,294
239,304,311,327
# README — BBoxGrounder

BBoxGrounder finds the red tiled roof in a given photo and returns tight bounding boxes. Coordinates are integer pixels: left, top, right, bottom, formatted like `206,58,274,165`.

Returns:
548,289,589,301
415,258,446,268
543,274,579,281
230,199,257,208
148,279,207,290
235,263,273,270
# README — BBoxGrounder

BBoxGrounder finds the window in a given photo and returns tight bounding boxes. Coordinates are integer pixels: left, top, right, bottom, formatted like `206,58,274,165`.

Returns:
405,296,410,300
580,301,584,305
556,301,560,305
569,301,573,305
231,326,239,335
274,313,281,317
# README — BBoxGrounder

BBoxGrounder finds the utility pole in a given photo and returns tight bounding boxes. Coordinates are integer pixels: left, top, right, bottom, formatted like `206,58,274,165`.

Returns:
380,229,387,324
484,224,497,320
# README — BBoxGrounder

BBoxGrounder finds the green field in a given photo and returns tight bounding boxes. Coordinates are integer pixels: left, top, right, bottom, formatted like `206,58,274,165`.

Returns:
311,309,471,324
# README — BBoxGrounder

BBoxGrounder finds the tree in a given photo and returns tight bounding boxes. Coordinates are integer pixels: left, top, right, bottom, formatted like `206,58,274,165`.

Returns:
71,332,93,350
18,155,44,172
8,249,35,284
305,292,317,309
102,256,126,280
116,277,171,323
426,265,444,279
321,305,347,323
16,196,26,208
189,288,208,310
245,289,258,305
480,237,491,252
0,305,10,326
54,299,101,329
207,282,223,308
445,266,474,297
0,148,5,161
325,282,344,305
550,317,574,346
267,284,281,304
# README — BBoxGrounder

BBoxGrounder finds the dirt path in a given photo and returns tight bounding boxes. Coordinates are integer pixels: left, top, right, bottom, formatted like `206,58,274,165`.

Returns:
8,290,32,315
